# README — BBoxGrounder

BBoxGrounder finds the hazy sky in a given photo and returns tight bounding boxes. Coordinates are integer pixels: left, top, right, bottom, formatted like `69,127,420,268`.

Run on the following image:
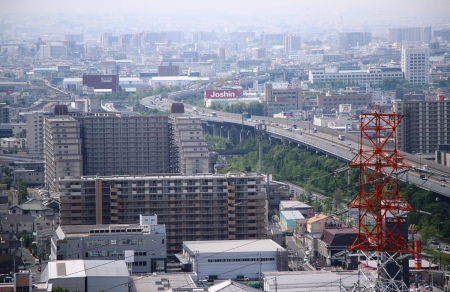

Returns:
1,0,449,16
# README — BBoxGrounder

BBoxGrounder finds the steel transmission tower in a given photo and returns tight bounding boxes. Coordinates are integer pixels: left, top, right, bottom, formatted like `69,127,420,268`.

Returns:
348,112,413,292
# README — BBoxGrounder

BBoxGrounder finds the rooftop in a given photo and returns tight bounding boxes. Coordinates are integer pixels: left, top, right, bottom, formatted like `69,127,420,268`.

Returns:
45,260,129,280
183,239,284,254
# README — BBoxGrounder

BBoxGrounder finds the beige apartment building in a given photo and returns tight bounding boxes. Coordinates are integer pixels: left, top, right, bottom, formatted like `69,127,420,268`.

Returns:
44,107,83,191
169,114,210,175
59,172,267,254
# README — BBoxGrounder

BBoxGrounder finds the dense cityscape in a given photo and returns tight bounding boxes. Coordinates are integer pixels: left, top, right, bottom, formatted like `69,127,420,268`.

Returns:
0,0,450,291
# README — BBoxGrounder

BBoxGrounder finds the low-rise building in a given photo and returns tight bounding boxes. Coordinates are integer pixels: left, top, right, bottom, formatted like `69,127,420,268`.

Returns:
42,260,129,292
178,239,288,281
50,215,167,273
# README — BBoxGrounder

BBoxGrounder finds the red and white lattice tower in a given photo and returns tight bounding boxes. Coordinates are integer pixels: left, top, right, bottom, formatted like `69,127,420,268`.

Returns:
348,112,413,292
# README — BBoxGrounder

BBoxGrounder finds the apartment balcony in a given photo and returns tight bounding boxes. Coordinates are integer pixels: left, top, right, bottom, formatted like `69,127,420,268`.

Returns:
70,184,81,188
71,192,82,196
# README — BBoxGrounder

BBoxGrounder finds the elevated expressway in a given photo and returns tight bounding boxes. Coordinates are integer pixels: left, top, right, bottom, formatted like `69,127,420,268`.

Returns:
193,108,450,199
139,94,450,198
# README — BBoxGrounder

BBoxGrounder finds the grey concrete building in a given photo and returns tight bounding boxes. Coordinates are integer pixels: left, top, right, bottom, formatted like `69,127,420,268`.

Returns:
51,215,167,273
393,99,450,153
78,115,171,176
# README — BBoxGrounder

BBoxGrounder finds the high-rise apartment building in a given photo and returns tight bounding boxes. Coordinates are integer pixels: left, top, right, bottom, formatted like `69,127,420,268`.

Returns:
59,172,267,254
169,113,210,175
24,112,49,156
78,115,171,176
401,44,430,86
389,27,432,43
44,106,83,190
393,99,450,153
283,35,302,52
338,32,372,49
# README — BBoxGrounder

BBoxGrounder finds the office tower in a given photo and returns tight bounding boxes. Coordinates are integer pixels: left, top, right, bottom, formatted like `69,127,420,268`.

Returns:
389,27,432,43
0,103,10,124
59,172,267,255
44,106,83,191
100,32,112,47
252,48,266,60
283,35,302,52
78,115,171,176
64,34,84,43
401,44,430,86
393,99,450,153
39,42,67,59
218,48,226,60
169,111,210,175
338,32,372,49
264,83,303,116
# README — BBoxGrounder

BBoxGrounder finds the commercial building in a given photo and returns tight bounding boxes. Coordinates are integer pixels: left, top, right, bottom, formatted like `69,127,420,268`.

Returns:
51,215,166,273
178,239,287,281
338,32,372,49
58,172,267,255
393,99,450,153
82,75,119,92
264,83,303,117
158,63,180,76
401,44,430,86
0,103,10,124
78,115,172,176
283,35,302,52
316,91,372,110
39,42,67,59
42,260,129,292
44,106,83,191
308,67,403,86
389,27,432,43
169,110,210,175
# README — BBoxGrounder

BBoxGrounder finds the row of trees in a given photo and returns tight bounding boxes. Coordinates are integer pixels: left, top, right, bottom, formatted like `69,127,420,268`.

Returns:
209,101,264,116
214,139,450,242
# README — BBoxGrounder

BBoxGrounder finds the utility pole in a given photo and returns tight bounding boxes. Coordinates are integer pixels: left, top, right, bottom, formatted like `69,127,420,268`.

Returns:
259,252,262,281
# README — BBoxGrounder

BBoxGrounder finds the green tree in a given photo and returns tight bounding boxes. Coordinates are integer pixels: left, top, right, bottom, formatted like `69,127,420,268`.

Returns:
113,52,127,60
52,287,70,292
15,178,28,205
1,177,12,189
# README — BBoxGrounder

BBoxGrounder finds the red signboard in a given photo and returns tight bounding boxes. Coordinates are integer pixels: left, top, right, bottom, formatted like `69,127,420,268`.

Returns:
233,78,240,86
204,89,241,99
414,239,422,269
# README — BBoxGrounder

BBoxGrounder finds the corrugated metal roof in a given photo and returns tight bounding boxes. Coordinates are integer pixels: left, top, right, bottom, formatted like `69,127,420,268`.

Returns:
280,210,305,220
183,239,285,254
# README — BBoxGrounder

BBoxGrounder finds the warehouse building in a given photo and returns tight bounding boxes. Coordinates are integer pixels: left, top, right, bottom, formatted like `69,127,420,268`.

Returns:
42,260,129,292
177,239,288,281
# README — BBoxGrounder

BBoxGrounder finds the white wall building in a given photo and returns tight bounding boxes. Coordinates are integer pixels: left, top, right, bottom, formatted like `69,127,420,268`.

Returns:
309,67,403,85
39,42,67,59
42,260,129,292
179,239,288,281
401,44,430,86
